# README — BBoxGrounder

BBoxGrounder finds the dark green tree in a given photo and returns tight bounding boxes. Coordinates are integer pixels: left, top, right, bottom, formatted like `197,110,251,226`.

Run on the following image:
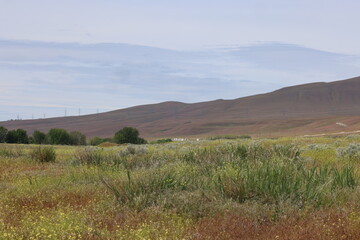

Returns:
114,127,146,144
5,130,18,143
46,128,71,145
69,131,86,145
0,126,8,143
16,129,29,144
33,130,47,144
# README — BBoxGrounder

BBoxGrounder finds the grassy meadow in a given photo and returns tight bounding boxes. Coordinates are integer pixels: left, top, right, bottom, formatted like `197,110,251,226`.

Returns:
1,135,360,239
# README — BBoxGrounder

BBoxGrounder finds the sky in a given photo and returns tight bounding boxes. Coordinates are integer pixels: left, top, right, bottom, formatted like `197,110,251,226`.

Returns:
0,0,360,120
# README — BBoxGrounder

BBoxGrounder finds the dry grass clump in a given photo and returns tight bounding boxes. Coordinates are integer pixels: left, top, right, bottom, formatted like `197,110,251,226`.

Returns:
30,146,56,163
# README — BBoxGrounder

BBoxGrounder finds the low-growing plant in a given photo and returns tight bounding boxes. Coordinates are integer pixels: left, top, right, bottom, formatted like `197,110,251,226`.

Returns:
119,145,148,157
308,144,331,150
337,143,360,161
30,146,56,162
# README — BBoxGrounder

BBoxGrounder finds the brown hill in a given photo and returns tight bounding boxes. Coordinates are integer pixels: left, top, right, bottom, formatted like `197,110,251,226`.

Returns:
1,76,360,138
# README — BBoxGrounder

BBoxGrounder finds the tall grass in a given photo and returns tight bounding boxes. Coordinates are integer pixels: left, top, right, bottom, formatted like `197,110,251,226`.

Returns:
103,143,358,212
0,145,24,158
215,156,356,206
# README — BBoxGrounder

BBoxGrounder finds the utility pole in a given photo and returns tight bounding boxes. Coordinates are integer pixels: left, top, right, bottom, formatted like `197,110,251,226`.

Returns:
78,108,81,116
65,109,67,117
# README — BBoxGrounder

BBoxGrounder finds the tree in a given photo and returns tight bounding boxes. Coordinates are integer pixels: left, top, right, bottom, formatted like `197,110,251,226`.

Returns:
4,129,28,144
16,129,29,144
69,131,86,145
5,130,18,143
0,126,8,143
113,127,146,144
46,128,70,145
33,130,47,144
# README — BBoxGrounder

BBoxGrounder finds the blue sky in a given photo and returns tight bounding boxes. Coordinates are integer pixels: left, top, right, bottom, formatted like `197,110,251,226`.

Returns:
0,1,359,120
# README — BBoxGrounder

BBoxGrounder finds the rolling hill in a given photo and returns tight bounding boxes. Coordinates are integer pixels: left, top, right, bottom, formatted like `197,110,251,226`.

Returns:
1,76,360,138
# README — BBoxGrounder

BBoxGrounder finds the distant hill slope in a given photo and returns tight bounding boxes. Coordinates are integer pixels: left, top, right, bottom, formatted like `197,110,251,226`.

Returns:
1,76,360,138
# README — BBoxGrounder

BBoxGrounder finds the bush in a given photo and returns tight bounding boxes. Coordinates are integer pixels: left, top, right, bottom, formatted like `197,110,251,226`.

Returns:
114,127,147,144
32,130,47,144
74,147,104,165
46,128,71,145
69,131,86,145
119,145,149,157
30,146,56,163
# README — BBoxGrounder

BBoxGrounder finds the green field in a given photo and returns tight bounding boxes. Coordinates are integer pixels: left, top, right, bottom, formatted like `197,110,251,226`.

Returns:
1,136,360,239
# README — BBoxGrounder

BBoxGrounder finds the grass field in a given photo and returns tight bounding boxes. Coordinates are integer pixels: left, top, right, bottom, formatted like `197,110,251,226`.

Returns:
1,135,360,239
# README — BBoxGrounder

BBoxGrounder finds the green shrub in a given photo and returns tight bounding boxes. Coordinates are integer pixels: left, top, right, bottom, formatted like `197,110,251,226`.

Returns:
46,128,71,145
30,146,56,163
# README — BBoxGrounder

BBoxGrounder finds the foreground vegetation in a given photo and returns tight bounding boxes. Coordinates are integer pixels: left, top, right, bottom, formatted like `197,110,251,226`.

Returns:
1,135,360,239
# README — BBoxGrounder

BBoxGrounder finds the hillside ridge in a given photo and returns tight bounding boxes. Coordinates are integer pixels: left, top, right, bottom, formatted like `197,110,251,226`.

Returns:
1,76,360,138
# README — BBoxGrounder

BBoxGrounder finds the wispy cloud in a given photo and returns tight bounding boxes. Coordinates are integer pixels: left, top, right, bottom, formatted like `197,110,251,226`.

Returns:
0,40,359,120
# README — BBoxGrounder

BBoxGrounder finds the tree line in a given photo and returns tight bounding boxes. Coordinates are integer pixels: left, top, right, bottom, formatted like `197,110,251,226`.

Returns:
0,126,146,145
